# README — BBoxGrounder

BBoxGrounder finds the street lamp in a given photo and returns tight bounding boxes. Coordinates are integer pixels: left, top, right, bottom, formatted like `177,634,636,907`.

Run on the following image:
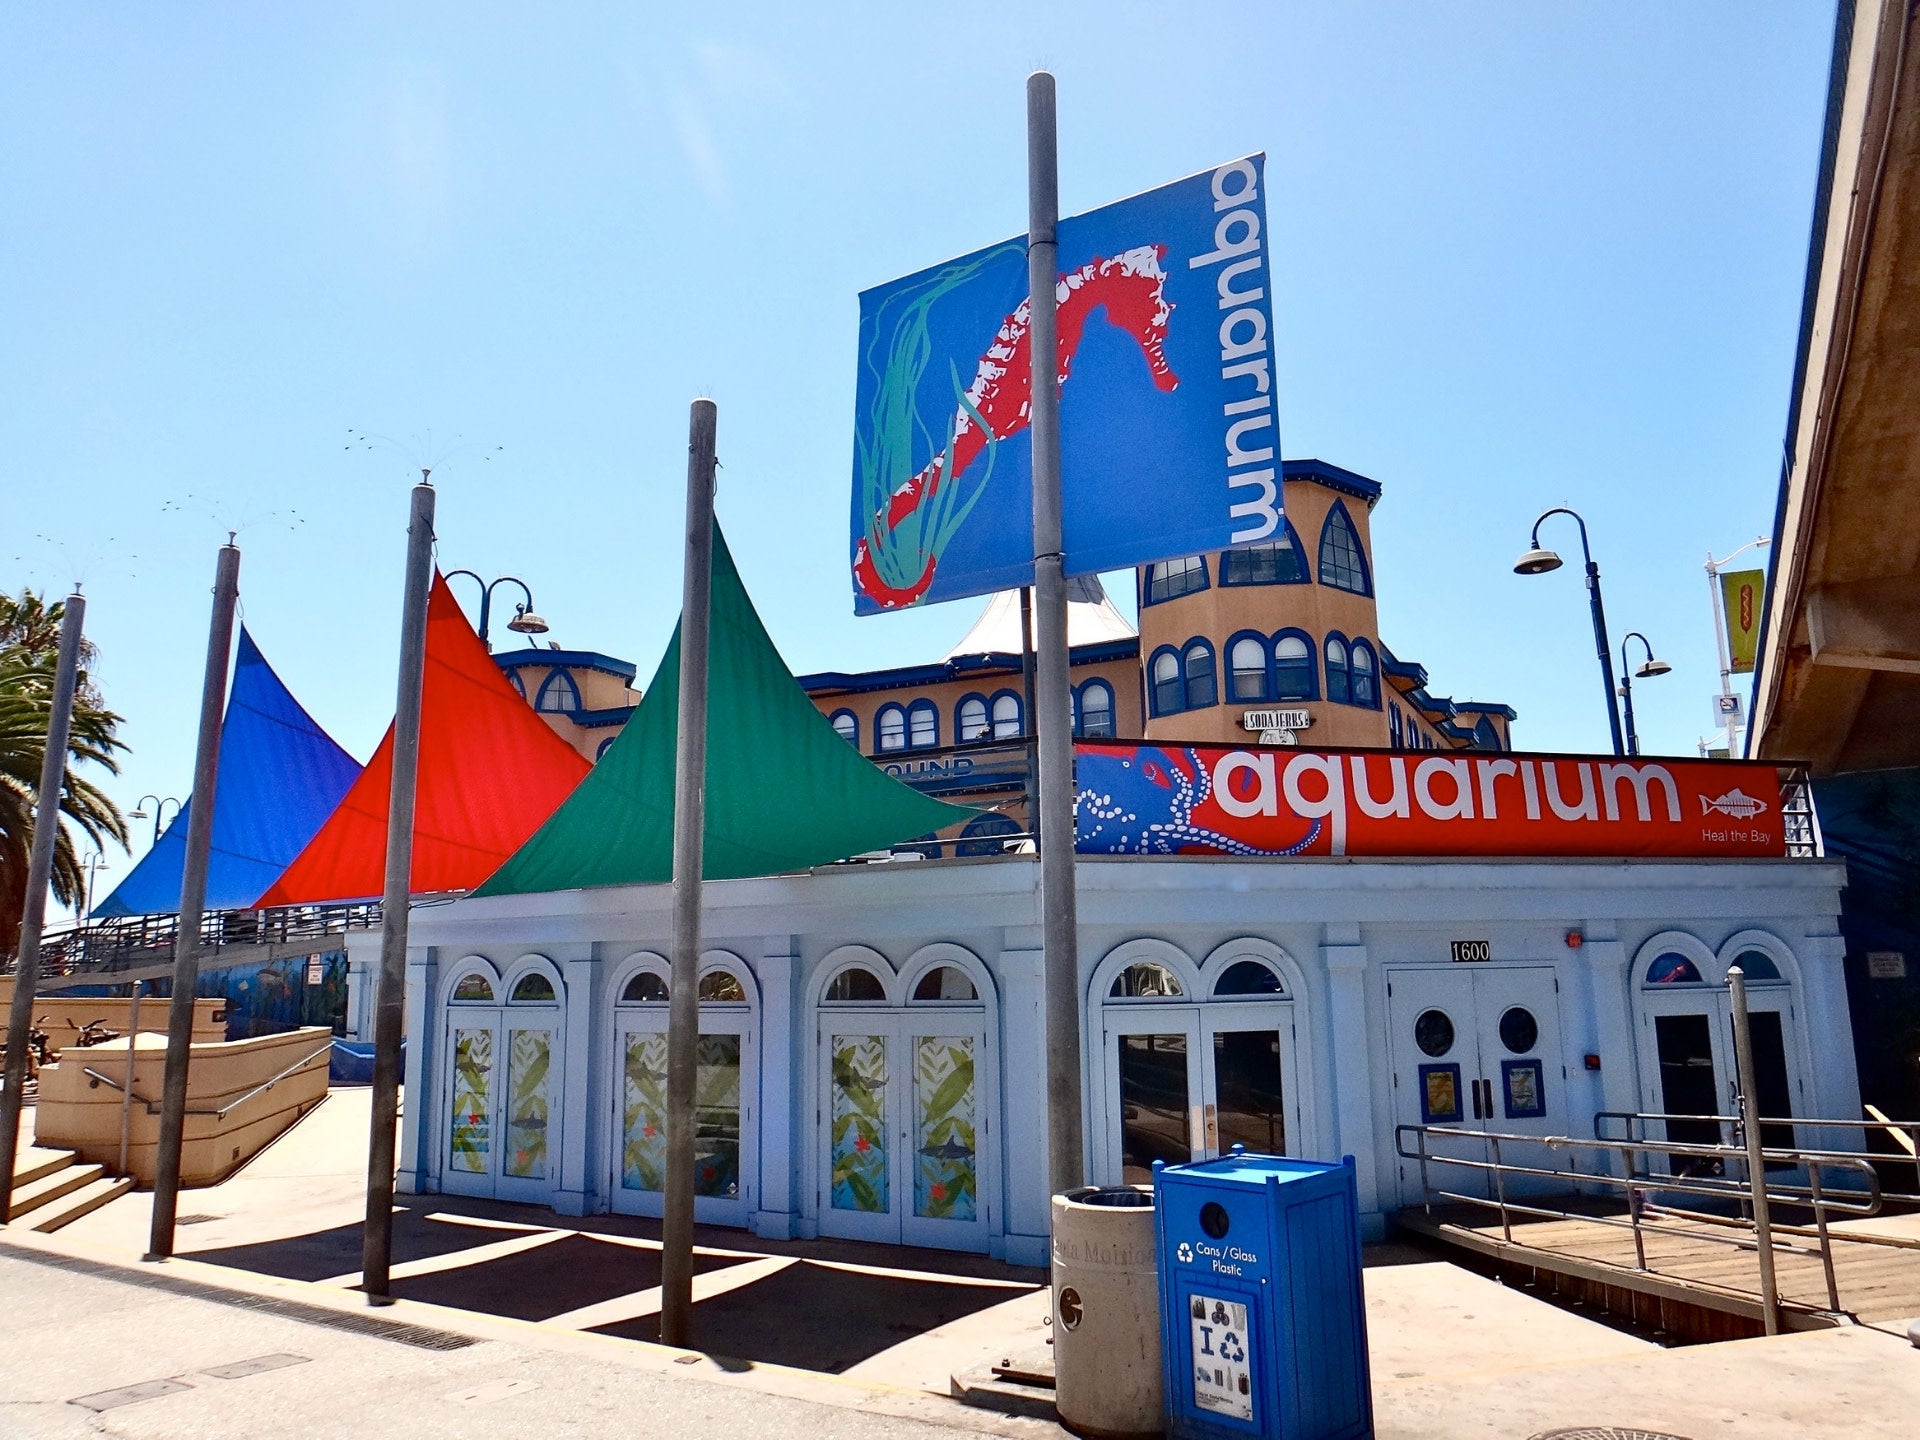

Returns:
1617,632,1672,757
128,794,183,847
1705,536,1771,756
1514,507,1626,757
80,851,110,922
444,571,549,653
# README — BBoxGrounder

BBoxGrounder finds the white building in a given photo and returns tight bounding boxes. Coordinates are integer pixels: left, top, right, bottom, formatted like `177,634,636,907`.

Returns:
358,851,1854,1265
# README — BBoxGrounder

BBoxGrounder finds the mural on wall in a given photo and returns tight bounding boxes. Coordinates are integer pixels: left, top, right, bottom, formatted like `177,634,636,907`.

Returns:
914,1034,977,1222
831,1034,890,1213
622,1032,668,1192
194,950,349,1040
450,1027,493,1173
504,1028,552,1180
695,1035,743,1199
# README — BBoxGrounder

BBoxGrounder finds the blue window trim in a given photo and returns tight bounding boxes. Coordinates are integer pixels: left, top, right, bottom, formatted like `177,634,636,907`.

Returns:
1140,556,1211,607
1148,645,1185,716
1180,637,1218,711
535,668,581,713
1324,630,1353,706
987,687,1025,737
506,670,527,699
1219,517,1312,586
1074,678,1117,737
828,708,859,747
957,812,1021,856
595,736,617,760
955,691,991,743
1349,637,1382,710
1270,627,1318,701
875,702,907,752
1224,628,1271,704
1317,498,1373,596
906,697,940,749
1389,701,1404,748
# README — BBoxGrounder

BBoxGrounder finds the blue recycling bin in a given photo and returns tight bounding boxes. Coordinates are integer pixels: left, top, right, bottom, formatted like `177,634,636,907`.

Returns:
1154,1149,1371,1440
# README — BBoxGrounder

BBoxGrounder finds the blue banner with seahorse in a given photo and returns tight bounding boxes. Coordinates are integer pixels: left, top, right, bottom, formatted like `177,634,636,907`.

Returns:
851,155,1280,614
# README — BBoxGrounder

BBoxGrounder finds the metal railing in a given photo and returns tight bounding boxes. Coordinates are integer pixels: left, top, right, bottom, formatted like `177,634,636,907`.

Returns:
1596,1109,1920,1207
14,901,383,981
1395,1120,1885,1319
81,1041,332,1123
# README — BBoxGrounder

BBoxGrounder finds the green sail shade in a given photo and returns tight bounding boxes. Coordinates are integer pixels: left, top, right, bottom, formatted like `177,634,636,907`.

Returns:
475,525,976,896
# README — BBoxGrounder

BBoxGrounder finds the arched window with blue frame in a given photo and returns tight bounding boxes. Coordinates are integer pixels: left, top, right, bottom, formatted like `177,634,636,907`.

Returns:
506,669,527,700
907,698,939,749
1349,639,1380,709
1075,679,1116,738
536,668,581,713
990,690,1023,738
956,813,1021,856
1271,629,1316,701
1143,555,1209,605
876,703,907,752
956,693,990,743
1182,638,1218,710
596,735,618,760
1317,500,1372,596
1324,632,1353,705
1389,702,1404,749
1149,647,1184,716
1220,518,1310,586
1227,631,1269,702
830,709,859,747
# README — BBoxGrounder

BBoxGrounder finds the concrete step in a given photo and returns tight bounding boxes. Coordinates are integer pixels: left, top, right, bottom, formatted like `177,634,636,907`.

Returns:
28,1174,132,1233
12,1146,74,1188
6,1159,103,1222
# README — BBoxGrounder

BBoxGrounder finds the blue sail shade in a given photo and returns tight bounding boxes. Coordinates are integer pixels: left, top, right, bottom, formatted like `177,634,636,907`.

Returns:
94,628,362,917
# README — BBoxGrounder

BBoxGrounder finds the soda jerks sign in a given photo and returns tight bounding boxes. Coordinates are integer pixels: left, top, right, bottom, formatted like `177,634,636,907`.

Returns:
1074,741,1786,859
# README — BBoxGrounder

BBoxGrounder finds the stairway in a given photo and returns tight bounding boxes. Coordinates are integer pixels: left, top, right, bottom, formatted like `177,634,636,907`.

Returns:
5,1147,132,1232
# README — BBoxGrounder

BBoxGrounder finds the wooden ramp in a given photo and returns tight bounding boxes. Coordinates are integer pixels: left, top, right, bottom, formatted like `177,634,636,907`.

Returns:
1397,1201,1920,1340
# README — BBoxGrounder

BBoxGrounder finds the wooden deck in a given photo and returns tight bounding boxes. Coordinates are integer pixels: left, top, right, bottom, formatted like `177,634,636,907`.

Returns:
1397,1201,1920,1336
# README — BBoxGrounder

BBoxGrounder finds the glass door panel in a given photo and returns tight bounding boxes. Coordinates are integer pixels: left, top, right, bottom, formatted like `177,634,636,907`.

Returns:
1654,1012,1724,1177
620,1029,668,1197
823,1031,894,1240
1208,1029,1287,1156
695,1035,743,1200
913,1034,977,1222
497,1020,558,1202
1118,1032,1194,1184
446,1021,498,1191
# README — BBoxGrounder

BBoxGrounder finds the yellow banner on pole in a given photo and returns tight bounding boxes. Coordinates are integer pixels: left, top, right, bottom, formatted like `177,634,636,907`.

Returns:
1721,569,1764,674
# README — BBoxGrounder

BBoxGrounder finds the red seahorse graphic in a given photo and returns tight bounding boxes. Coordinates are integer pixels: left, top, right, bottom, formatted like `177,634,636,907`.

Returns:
854,245,1179,608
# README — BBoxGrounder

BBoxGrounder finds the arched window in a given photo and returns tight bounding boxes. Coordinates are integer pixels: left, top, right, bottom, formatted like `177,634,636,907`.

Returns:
1324,634,1352,705
876,704,907,752
830,710,859,747
1075,680,1116,738
911,965,979,1001
1731,949,1782,983
621,972,669,1003
1214,960,1285,997
956,813,1020,856
536,668,581,713
506,670,527,699
907,699,938,749
511,973,556,1003
990,691,1022,738
1318,501,1372,596
957,695,989,743
1144,555,1208,605
1110,962,1184,998
1272,632,1315,700
824,966,888,1002
451,973,495,1003
1389,702,1404,749
1646,952,1703,985
1150,648,1184,716
698,971,748,1002
1220,520,1310,585
1228,634,1268,702
1182,640,1217,710
596,736,618,760
1350,640,1379,708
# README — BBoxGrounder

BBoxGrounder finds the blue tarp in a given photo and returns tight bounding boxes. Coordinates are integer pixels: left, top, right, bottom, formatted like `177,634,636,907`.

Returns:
95,628,362,917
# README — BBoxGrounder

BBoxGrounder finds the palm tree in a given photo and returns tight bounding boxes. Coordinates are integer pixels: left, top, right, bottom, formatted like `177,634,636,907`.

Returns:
0,590,127,954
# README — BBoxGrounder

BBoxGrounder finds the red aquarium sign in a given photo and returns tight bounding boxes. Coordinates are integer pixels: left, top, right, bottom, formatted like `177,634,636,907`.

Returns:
1074,741,1787,859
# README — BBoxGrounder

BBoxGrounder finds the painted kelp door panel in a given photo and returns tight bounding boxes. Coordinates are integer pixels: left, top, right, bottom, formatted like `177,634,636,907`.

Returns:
612,1012,755,1227
496,1016,560,1204
444,1012,501,1197
823,1027,897,1243
901,1024,989,1251
1386,969,1487,1200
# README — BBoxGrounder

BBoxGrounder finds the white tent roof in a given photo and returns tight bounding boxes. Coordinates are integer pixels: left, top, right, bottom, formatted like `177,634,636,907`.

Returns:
943,574,1136,660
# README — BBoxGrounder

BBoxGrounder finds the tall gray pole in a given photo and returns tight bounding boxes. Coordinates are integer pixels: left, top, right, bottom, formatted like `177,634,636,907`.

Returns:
361,480,436,1302
0,591,88,1213
1728,965,1780,1334
1027,72,1085,1197
146,543,240,1259
660,398,717,1348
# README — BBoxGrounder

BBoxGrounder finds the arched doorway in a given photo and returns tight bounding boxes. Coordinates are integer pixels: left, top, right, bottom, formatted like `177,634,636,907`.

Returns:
608,950,758,1229
812,943,997,1252
440,954,565,1204
1090,939,1307,1186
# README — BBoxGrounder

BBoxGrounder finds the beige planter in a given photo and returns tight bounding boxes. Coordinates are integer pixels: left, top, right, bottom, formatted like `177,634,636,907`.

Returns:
1051,1186,1163,1439
35,1026,332,1187
0,980,224,1058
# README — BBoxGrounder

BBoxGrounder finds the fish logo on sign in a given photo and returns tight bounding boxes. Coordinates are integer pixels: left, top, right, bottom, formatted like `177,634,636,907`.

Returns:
1702,788,1769,820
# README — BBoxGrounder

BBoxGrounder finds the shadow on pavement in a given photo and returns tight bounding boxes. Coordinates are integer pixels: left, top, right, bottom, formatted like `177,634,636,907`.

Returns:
190,1208,551,1282
394,1232,751,1322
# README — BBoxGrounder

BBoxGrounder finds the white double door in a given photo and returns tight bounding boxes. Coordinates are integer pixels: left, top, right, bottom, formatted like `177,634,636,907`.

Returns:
442,1005,563,1203
611,1009,756,1228
817,1010,992,1251
1098,1002,1302,1186
1386,966,1565,1200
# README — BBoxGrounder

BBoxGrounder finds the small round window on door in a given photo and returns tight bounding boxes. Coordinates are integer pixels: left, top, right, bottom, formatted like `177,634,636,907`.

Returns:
1498,1006,1539,1054
1414,1009,1455,1057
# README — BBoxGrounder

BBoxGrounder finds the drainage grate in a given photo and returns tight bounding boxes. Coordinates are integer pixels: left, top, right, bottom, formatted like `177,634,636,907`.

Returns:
1530,1431,1695,1440
5,1248,475,1351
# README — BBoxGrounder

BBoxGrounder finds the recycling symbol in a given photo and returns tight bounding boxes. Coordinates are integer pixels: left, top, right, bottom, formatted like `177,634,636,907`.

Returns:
1175,1241,1193,1264
1218,1331,1246,1364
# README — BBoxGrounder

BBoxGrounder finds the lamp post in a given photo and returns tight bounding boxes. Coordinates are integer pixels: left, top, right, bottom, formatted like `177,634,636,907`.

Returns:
443,571,549,653
1515,507,1626,757
1616,632,1672,757
1705,537,1770,756
128,795,182,847
80,852,110,923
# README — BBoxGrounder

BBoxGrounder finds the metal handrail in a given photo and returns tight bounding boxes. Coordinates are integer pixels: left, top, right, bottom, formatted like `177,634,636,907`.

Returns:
1395,1121,1883,1317
1596,1109,1920,1204
81,1042,332,1122
9,900,384,980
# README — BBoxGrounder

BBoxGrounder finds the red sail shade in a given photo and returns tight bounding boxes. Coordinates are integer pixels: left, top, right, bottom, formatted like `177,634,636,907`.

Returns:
255,574,590,905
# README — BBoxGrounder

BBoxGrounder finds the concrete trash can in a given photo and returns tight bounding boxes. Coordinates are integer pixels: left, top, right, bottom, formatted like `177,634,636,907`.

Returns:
1051,1185,1163,1439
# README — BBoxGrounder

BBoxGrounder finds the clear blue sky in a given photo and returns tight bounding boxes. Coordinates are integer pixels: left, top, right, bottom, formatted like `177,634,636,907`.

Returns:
4,3,1836,890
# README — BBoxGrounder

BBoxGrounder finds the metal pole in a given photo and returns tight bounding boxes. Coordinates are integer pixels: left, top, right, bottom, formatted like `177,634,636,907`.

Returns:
1019,586,1038,835
1583,559,1625,757
1027,71,1085,1197
146,544,240,1259
1728,965,1780,1334
0,591,88,1212
117,981,142,1176
661,398,717,1349
360,482,436,1302
1705,551,1736,751
1619,672,1640,757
